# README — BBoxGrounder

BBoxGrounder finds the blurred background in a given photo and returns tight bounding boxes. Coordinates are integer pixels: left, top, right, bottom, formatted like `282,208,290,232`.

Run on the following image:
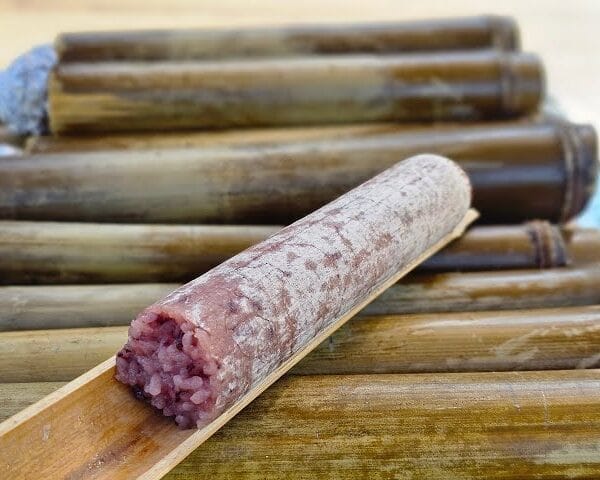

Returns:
1,0,599,127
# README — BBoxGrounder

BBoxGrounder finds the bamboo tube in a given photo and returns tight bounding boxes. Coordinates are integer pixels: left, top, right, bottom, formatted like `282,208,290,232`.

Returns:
0,283,177,331
0,125,24,148
0,221,571,284
56,16,520,63
2,305,598,382
1,122,595,224
4,265,600,331
47,51,543,134
0,212,477,478
0,221,279,284
24,117,551,154
0,382,61,423
564,225,600,266
25,123,410,153
2,371,599,479
422,221,571,271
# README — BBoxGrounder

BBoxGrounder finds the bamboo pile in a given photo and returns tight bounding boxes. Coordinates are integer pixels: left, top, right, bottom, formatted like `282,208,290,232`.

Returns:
1,14,599,479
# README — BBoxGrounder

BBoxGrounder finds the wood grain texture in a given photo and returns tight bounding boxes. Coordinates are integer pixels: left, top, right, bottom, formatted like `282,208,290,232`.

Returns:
0,220,575,285
0,122,595,224
47,51,543,134
55,15,519,62
2,304,599,382
2,370,599,479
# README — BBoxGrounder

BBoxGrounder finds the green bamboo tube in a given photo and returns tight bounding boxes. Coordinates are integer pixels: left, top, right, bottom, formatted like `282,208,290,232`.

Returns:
1,370,599,479
47,51,543,134
1,122,595,224
56,16,520,63
1,305,598,382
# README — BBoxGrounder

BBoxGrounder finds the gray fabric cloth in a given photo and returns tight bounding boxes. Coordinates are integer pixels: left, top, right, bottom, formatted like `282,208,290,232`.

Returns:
0,44,56,135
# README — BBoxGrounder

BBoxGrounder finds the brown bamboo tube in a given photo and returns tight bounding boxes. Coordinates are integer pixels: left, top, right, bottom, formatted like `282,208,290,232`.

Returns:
563,225,600,266
47,51,543,134
56,16,519,63
1,122,595,224
4,266,600,331
25,123,408,153
2,371,600,480
364,267,600,315
2,305,598,382
139,370,600,479
0,382,61,423
0,283,177,331
0,221,571,285
0,221,279,284
0,125,24,148
24,117,551,154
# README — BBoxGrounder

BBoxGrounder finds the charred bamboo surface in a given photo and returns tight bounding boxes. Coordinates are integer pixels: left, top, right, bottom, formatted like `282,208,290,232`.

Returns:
1,123,595,224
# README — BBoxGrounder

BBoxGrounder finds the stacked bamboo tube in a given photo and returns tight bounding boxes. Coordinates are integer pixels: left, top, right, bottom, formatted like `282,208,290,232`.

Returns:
1,15,600,479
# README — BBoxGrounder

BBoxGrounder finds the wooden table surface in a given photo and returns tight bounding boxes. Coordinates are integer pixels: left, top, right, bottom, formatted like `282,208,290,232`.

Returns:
1,0,599,126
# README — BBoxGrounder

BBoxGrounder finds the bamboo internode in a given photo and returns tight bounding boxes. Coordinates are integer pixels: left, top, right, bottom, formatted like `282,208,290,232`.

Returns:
48,51,543,134
2,305,598,382
0,123,595,224
56,16,520,63
2,266,600,331
0,221,578,284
